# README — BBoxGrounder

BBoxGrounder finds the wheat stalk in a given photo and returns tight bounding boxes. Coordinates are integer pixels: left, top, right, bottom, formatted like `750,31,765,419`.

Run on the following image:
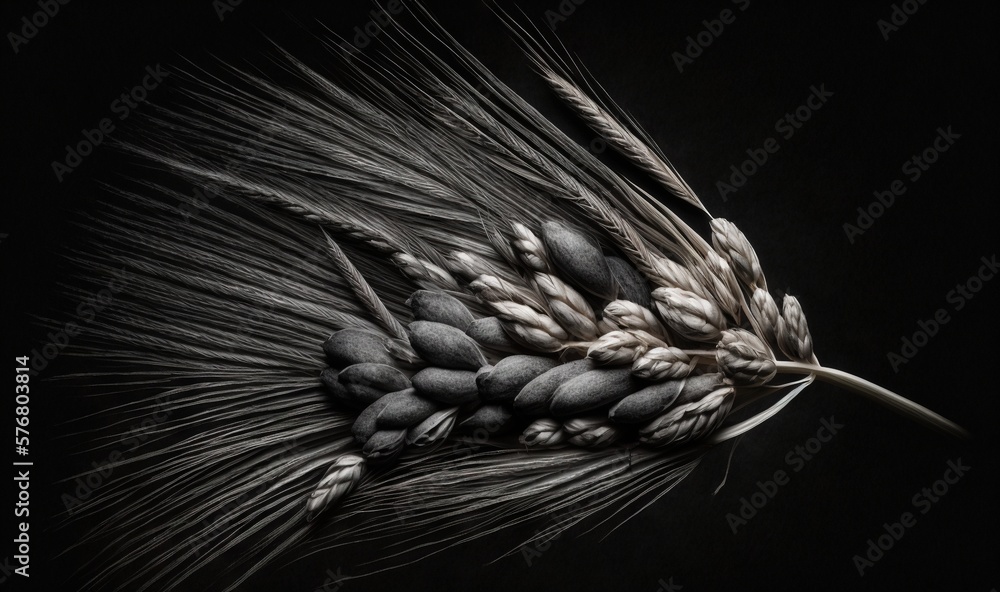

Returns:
62,5,972,590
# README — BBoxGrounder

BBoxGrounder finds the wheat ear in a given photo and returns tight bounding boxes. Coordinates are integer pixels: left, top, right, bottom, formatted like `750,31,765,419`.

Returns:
322,230,409,342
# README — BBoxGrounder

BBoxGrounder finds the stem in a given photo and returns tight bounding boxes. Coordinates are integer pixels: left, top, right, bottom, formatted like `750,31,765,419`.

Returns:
774,361,970,440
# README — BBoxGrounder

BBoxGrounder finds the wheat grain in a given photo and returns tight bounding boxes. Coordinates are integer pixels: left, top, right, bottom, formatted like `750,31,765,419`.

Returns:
605,255,652,308
375,389,440,429
322,329,395,367
465,316,522,353
550,367,637,416
477,355,560,403
407,320,487,370
407,290,476,331
411,367,481,404
513,358,595,415
541,221,618,300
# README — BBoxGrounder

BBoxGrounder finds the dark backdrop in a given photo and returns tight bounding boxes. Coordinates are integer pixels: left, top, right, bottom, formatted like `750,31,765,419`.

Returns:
2,1,997,591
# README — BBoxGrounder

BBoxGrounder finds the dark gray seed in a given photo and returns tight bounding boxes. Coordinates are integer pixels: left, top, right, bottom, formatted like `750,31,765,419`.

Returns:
352,396,393,444
541,221,617,300
407,290,476,331
408,320,487,370
608,380,684,424
411,367,480,404
323,329,394,367
321,367,360,409
513,359,595,415
459,405,514,433
549,368,637,417
339,363,411,393
362,429,407,465
340,383,386,407
606,255,651,308
375,388,439,429
466,317,521,353
477,355,559,403
675,373,726,405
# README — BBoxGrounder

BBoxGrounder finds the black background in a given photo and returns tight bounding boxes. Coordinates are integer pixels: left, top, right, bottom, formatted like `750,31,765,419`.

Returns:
2,1,998,591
